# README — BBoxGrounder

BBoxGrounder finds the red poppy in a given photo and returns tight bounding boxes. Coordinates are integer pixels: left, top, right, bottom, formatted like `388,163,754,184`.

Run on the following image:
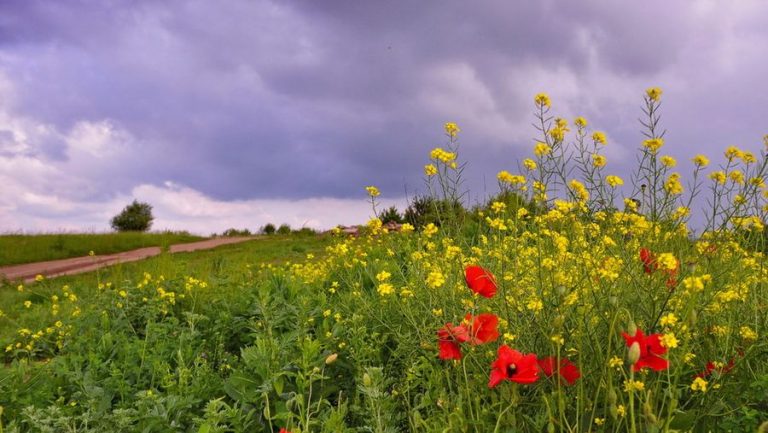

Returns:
465,265,497,298
437,323,468,360
537,356,581,385
462,313,500,345
695,358,735,378
488,345,540,387
639,248,657,274
622,329,669,372
279,429,292,433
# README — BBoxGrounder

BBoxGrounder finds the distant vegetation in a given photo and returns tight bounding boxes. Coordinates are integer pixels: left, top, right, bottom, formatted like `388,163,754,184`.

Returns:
0,232,204,266
110,200,155,232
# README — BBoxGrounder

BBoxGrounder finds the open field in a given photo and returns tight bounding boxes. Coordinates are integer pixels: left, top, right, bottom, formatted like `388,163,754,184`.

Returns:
0,232,206,267
0,93,767,432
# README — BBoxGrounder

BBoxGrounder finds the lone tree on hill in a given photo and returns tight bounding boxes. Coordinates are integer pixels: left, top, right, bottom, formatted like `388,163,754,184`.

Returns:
111,200,154,232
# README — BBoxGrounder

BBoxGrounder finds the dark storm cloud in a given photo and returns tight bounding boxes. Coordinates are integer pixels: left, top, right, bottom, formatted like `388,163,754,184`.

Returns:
0,0,767,210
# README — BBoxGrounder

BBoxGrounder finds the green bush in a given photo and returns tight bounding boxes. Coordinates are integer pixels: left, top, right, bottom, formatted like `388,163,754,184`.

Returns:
110,200,154,232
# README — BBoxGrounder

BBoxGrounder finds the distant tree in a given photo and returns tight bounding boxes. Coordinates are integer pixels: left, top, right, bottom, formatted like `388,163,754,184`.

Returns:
277,223,292,235
261,223,276,235
222,228,251,237
404,195,466,228
379,206,404,224
111,200,154,232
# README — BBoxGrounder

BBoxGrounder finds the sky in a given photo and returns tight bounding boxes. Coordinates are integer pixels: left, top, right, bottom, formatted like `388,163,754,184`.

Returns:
1,0,767,234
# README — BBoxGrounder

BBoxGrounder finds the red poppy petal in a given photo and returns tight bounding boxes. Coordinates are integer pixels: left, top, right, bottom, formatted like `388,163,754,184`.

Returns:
488,368,507,388
537,356,556,377
438,340,462,360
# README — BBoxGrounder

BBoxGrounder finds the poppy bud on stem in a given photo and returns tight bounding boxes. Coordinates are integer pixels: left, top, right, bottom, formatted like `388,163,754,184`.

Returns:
627,342,641,365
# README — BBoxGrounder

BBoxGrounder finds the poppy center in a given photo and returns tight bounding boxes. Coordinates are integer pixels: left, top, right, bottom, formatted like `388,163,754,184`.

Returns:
506,363,517,377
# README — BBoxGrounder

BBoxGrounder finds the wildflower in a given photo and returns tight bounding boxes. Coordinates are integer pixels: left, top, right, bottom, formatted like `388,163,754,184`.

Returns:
444,122,460,138
592,131,607,145
35,274,45,282
646,87,663,101
729,170,744,184
664,173,683,195
692,154,709,167
622,329,669,372
660,333,678,349
594,418,606,426
606,175,624,187
534,93,551,108
623,379,645,392
659,313,678,327
617,405,626,417
365,186,380,197
465,265,497,298
643,138,664,153
534,142,551,156
574,116,587,128
724,146,743,161
523,158,537,171
609,356,623,368
592,154,607,168
462,313,500,345
423,223,438,237
279,428,292,433
569,179,589,201
377,283,395,296
401,223,414,233
696,359,735,378
426,270,445,289
739,326,758,341
488,345,540,387
691,377,708,393
430,147,457,163
660,155,677,167
537,356,581,385
24,301,32,308
709,171,726,184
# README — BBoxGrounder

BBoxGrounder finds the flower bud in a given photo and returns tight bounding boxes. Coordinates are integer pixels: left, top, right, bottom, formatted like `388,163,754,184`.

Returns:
626,320,637,336
627,342,641,365
609,296,618,307
363,373,372,387
609,404,618,420
607,388,617,405
325,353,338,365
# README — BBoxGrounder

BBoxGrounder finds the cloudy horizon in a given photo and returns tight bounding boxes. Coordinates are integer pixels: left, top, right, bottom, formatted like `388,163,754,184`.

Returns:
1,0,767,234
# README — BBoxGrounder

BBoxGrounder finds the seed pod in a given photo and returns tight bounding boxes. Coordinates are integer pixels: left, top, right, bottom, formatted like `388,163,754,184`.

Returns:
607,388,617,405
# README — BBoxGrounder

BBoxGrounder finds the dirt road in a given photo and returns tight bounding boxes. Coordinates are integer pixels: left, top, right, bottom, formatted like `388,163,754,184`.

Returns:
0,237,257,283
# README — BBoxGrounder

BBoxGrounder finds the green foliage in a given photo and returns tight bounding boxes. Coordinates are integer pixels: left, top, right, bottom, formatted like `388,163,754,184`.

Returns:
221,228,252,237
276,224,292,235
379,206,404,225
403,195,466,229
261,223,276,235
0,232,203,266
110,200,154,232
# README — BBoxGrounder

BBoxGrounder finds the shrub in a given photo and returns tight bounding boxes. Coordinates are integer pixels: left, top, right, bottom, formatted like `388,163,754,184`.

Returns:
276,223,292,235
110,200,154,232
379,206,404,224
221,228,251,237
261,223,276,235
404,195,466,228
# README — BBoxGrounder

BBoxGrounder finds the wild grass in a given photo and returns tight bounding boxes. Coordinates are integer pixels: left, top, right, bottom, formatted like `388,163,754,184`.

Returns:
0,232,206,266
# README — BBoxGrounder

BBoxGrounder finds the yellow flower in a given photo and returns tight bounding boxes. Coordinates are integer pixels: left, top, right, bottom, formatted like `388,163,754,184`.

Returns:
400,223,414,233
691,377,708,393
592,131,607,145
444,122,460,138
660,333,678,349
646,87,663,101
365,186,380,197
664,173,683,195
423,223,438,237
741,151,756,164
739,326,758,341
523,158,537,171
569,179,589,201
592,154,607,168
643,138,664,153
426,271,445,289
424,164,438,177
608,356,623,368
534,142,551,156
24,301,32,308
692,154,709,167
35,274,45,282
534,92,551,108
709,171,726,184
656,253,678,271
594,418,605,426
606,175,624,187
724,146,743,161
623,379,645,392
375,271,391,282
377,283,395,296
574,116,587,128
616,405,626,417
659,313,679,327
729,170,744,184
660,155,677,167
